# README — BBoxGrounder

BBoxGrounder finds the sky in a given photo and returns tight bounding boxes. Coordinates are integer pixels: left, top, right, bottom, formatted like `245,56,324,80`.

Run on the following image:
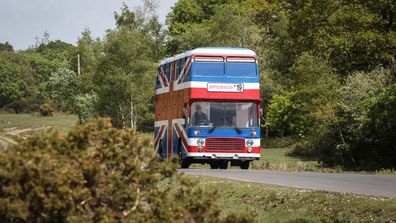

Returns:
0,0,178,50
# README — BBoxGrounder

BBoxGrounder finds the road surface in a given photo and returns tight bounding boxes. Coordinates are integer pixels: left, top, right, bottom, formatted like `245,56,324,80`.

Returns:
179,169,396,198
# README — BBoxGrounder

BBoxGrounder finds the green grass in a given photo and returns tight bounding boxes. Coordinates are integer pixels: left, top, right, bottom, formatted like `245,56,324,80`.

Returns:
192,176,396,222
251,148,332,172
0,113,78,132
261,147,303,163
0,113,78,149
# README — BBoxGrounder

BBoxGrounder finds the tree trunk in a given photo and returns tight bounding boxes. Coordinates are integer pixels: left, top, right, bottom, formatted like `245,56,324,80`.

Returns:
130,94,137,132
119,104,126,129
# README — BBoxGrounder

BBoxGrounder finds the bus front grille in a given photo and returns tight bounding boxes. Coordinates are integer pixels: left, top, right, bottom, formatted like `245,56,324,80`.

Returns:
205,137,245,151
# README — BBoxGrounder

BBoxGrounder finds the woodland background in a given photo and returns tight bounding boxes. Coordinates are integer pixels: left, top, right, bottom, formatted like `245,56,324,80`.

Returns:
1,0,395,169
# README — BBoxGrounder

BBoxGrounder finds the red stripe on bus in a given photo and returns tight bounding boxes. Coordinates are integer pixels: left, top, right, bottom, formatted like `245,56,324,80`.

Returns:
190,88,260,100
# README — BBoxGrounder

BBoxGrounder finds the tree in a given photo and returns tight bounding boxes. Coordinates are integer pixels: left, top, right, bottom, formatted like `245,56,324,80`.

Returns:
37,40,76,69
0,63,27,107
0,51,36,111
0,42,13,52
46,66,77,110
316,67,394,168
93,2,163,130
75,28,102,76
266,93,297,137
73,93,98,123
360,84,396,168
166,0,241,54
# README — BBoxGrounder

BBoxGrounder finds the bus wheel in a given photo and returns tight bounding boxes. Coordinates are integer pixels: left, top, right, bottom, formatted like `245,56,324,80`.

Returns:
219,160,228,169
180,158,191,169
210,161,219,169
240,161,250,169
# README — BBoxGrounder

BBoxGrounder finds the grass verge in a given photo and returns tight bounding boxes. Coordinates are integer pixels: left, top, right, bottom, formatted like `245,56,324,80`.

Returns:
191,176,396,222
0,113,78,149
251,148,341,172
0,113,78,132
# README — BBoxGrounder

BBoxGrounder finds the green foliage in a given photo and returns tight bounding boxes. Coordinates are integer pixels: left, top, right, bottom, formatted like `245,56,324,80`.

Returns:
286,141,316,158
266,94,297,136
92,2,163,130
0,39,77,112
340,67,392,114
22,51,58,83
359,84,396,167
259,0,396,76
46,66,77,110
0,119,251,222
167,1,262,54
38,103,53,116
75,28,102,76
316,79,396,169
0,42,13,52
267,53,340,137
73,93,97,123
0,62,27,107
37,40,75,66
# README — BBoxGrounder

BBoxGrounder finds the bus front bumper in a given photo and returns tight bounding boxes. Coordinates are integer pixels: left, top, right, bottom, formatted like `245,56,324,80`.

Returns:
185,152,260,161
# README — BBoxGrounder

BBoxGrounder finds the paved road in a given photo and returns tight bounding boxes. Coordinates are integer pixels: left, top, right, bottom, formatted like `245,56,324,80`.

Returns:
179,169,396,198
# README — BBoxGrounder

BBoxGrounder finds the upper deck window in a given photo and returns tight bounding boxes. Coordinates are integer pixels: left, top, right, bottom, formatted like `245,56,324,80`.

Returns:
193,56,225,76
195,56,224,62
226,57,257,77
175,58,186,80
164,63,171,80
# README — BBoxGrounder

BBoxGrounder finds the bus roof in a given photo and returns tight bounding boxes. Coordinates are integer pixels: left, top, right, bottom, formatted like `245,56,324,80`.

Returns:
159,47,257,65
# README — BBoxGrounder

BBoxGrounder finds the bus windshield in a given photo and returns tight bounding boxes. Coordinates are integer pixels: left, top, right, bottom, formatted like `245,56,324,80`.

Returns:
190,102,258,128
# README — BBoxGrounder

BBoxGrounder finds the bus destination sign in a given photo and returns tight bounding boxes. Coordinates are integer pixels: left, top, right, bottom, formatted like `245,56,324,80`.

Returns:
207,83,244,92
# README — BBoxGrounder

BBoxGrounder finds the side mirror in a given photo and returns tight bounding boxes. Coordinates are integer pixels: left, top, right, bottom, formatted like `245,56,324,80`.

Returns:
182,107,189,128
183,107,188,120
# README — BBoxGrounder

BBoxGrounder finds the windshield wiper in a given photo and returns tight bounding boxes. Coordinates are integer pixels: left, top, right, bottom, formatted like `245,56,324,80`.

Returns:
234,127,242,134
209,126,216,133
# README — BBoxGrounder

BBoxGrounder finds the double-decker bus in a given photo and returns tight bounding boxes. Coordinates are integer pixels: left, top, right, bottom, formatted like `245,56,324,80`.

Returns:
154,47,261,169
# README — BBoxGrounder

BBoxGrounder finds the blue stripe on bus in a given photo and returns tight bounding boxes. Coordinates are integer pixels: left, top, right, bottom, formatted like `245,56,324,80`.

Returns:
187,127,260,139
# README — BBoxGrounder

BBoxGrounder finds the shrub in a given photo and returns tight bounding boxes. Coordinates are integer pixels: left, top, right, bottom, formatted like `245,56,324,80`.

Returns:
286,141,316,157
73,93,97,123
263,136,297,148
357,84,396,168
4,98,38,113
38,103,53,116
316,84,396,169
266,93,298,137
0,118,253,222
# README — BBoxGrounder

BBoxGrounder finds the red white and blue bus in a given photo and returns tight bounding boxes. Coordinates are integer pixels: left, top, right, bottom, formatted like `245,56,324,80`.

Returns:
154,47,261,169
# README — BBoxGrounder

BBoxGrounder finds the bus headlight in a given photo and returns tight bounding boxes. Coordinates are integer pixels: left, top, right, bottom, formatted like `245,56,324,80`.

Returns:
246,139,253,153
197,138,204,152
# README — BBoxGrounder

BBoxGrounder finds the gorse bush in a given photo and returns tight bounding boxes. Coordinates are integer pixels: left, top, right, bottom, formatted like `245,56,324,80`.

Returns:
0,119,254,222
38,103,53,116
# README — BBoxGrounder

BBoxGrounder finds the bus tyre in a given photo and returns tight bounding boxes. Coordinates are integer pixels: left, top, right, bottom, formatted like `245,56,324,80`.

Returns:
219,160,228,169
240,161,250,169
210,161,219,169
180,159,190,169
